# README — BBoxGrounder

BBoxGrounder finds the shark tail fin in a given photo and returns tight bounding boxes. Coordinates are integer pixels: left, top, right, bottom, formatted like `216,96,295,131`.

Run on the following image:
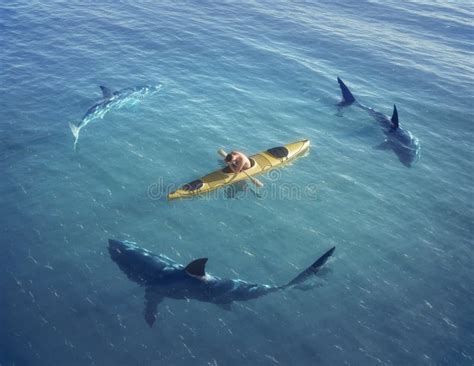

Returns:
337,77,356,106
391,104,399,129
69,122,80,149
285,247,335,288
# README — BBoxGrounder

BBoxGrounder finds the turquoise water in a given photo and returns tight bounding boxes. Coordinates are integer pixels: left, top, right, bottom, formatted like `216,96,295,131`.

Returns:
1,1,473,365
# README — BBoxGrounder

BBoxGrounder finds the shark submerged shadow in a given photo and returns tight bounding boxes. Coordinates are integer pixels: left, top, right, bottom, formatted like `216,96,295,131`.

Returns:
336,77,420,167
69,85,162,149
108,239,335,327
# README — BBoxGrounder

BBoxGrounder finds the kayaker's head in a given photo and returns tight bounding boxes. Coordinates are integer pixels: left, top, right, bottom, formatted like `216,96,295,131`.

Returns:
224,151,251,173
225,152,236,163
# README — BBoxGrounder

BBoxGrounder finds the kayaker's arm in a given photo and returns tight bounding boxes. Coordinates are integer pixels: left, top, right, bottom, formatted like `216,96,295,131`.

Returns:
234,158,245,173
230,165,238,174
226,161,238,174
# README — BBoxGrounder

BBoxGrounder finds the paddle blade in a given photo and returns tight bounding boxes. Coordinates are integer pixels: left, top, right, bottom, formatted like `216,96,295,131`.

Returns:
251,177,264,188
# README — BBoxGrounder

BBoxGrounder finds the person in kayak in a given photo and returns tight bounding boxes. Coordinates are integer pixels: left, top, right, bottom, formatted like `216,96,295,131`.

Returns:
225,151,251,173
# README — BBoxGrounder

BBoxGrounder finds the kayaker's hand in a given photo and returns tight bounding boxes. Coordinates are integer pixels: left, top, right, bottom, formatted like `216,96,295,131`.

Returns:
229,164,239,174
235,158,244,173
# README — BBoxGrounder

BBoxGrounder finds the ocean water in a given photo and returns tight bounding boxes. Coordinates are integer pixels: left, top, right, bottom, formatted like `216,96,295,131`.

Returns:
1,1,473,365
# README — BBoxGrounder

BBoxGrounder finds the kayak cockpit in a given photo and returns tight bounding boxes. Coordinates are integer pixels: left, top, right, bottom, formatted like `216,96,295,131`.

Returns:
221,158,256,174
182,179,204,191
266,146,289,159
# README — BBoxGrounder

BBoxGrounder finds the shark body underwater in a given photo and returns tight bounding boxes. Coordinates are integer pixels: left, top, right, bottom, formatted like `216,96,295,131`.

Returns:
336,77,420,167
108,239,336,327
69,85,161,148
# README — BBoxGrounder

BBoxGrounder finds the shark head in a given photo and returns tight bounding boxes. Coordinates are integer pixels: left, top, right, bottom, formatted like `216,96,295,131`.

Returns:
108,239,178,285
391,133,420,167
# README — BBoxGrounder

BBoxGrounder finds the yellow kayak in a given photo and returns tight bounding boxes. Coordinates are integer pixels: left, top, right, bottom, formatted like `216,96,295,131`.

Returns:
168,139,310,200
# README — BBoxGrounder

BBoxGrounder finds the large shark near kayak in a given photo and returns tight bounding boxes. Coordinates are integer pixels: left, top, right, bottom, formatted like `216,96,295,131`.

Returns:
108,239,335,327
68,85,161,148
336,77,420,167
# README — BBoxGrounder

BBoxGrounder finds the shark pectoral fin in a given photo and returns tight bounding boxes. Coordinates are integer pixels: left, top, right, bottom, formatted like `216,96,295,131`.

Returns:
144,288,163,328
100,86,114,99
374,141,392,150
216,302,233,311
185,258,208,277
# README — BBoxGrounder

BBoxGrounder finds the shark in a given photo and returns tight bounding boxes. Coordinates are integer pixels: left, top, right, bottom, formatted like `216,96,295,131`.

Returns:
336,77,420,167
108,239,335,327
68,85,161,148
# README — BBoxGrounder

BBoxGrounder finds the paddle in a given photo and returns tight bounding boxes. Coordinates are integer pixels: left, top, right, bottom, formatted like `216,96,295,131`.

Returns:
218,149,264,188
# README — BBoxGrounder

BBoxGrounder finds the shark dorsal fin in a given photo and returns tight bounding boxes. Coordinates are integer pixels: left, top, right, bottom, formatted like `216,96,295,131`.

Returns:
337,77,356,105
185,258,208,277
100,86,114,99
391,105,399,129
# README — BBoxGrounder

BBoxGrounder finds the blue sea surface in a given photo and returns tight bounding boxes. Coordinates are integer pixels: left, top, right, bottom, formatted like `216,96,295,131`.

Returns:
1,1,473,365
